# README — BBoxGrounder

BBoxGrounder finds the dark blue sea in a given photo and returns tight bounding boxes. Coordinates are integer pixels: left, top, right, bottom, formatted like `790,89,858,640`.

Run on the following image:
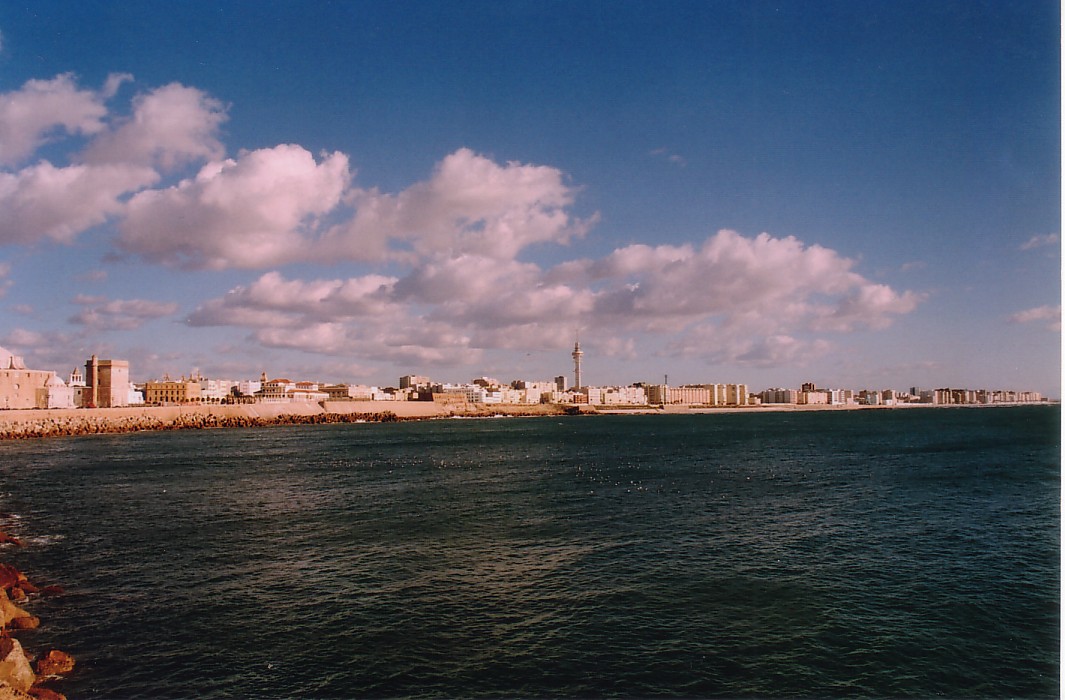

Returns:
0,406,1058,698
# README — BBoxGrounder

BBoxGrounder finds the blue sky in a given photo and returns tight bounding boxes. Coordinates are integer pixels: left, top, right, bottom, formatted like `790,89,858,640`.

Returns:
0,1,1059,396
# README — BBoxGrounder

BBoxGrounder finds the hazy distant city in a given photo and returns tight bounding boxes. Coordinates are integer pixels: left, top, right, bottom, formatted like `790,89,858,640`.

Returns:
0,341,1046,412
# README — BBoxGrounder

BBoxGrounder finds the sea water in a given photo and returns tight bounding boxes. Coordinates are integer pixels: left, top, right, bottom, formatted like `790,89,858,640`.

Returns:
0,406,1057,698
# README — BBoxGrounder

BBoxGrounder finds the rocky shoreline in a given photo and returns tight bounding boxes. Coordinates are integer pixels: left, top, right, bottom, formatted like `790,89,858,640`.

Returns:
0,402,573,441
0,531,73,700
0,400,1051,442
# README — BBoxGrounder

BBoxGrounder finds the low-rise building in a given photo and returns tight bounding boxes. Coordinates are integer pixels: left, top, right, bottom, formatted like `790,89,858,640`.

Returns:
144,377,202,404
36,373,76,409
0,347,69,410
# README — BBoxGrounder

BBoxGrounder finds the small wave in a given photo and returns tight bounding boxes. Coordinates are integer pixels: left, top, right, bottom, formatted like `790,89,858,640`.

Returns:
22,534,65,547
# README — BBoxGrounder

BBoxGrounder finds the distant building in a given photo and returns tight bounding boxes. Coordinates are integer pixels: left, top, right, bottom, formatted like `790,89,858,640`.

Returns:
399,375,431,390
0,347,66,410
236,378,263,397
646,384,669,404
144,377,202,405
799,390,830,405
323,383,379,400
84,355,130,408
36,373,76,409
572,340,584,390
760,388,798,404
199,378,238,403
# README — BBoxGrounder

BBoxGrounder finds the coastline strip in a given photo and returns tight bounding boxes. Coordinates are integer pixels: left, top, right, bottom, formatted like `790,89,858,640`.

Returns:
0,401,1051,441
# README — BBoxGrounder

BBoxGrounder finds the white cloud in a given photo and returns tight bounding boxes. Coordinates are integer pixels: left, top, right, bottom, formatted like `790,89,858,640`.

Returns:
117,146,593,271
0,69,920,372
187,270,399,327
119,145,351,269
186,229,921,369
82,82,227,170
321,148,595,262
1019,233,1059,251
1008,304,1061,331
69,294,180,330
666,329,832,368
2,327,92,370
0,161,158,244
0,73,115,167
553,231,921,336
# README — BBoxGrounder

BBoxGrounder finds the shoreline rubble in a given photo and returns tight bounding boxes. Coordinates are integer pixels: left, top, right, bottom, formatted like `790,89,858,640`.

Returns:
0,400,1053,442
0,402,572,441
0,551,72,700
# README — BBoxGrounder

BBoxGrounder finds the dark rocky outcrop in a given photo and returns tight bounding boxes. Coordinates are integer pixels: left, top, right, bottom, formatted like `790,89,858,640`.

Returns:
33,652,73,678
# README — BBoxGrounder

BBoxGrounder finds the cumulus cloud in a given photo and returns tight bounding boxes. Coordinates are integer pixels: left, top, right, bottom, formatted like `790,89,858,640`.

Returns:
187,270,399,327
186,229,921,368
69,294,180,330
0,73,115,166
0,74,228,247
119,145,351,269
0,161,158,244
116,146,592,270
321,148,594,262
1008,304,1061,331
82,82,227,170
0,69,922,372
552,230,921,335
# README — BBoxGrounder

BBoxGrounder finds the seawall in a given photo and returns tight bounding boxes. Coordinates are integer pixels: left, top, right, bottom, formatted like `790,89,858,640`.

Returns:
0,401,571,441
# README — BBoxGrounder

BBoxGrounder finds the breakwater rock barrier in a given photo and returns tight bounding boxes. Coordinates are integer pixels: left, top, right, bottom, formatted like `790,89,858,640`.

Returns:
0,402,571,441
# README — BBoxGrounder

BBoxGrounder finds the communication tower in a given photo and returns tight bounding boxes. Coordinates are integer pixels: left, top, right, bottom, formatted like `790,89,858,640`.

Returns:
572,338,584,390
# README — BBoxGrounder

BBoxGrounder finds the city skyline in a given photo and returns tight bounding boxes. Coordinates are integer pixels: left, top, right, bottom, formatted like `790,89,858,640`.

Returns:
0,2,1059,397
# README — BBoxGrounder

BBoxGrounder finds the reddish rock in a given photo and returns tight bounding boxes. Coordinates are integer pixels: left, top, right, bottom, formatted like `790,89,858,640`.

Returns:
33,652,73,677
15,584,35,596
8,591,24,604
28,687,66,700
0,637,36,692
0,684,36,700
7,617,38,632
0,590,33,629
0,567,21,592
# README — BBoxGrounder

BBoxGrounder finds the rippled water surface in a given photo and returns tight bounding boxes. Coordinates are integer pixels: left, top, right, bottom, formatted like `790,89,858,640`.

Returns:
0,406,1058,698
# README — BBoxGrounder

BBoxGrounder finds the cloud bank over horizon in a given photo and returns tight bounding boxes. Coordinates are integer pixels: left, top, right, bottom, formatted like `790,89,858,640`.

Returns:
0,71,928,377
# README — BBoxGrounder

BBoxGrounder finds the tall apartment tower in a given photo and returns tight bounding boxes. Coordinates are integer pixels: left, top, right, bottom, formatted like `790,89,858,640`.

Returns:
572,339,584,390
